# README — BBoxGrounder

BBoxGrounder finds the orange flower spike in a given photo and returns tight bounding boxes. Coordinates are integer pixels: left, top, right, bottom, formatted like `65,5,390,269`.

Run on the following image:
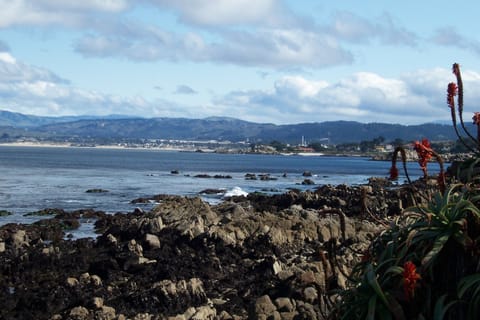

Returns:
389,165,399,180
447,82,457,109
437,171,446,193
403,261,421,301
452,63,460,76
473,112,480,125
413,139,432,177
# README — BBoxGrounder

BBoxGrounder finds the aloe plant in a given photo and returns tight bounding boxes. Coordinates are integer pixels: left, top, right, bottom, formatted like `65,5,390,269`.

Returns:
330,64,480,320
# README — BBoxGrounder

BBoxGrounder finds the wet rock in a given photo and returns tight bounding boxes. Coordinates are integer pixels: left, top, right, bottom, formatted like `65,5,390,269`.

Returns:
24,208,66,216
0,182,427,319
86,188,109,193
213,175,232,179
194,174,212,178
245,173,257,180
198,189,225,195
0,210,12,216
302,178,315,185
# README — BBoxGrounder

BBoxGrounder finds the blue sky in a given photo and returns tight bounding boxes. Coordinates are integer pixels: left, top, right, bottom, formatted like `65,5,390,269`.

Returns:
1,0,480,124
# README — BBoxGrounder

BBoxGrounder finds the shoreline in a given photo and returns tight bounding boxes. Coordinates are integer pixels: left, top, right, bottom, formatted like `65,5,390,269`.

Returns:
0,141,186,151
0,142,380,158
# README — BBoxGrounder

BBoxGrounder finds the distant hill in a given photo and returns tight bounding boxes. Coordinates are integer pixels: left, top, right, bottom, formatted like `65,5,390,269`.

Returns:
0,110,464,144
0,110,136,127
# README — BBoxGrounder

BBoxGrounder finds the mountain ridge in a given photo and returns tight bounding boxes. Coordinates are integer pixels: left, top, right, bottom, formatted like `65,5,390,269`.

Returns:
0,110,461,144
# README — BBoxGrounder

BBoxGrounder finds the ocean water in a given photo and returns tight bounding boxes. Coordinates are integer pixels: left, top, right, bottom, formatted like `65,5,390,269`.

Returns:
0,146,433,228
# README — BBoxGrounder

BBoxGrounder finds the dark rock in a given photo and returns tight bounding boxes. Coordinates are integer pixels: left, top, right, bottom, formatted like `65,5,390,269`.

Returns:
24,208,66,216
194,174,212,178
245,173,257,180
302,179,315,185
170,170,180,174
302,171,313,177
213,175,232,179
0,210,12,216
259,174,277,181
199,189,226,195
86,188,109,193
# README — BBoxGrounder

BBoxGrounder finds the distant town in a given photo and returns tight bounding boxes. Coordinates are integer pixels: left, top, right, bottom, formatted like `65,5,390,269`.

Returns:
1,134,470,163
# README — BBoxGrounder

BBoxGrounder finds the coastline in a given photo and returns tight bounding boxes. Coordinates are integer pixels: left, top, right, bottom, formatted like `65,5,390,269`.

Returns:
0,141,185,151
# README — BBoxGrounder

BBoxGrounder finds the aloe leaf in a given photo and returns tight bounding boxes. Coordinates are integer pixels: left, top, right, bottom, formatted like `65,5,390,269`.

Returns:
385,266,403,276
386,294,406,320
433,295,456,320
421,233,450,267
367,295,377,320
458,273,480,297
366,265,390,307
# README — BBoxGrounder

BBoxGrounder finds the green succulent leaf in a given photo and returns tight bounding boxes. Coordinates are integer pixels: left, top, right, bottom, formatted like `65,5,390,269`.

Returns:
433,295,456,320
366,265,390,307
458,273,480,298
367,295,377,320
421,233,450,268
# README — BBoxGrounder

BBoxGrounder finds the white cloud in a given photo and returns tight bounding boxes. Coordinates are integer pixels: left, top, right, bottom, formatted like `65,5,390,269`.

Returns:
0,0,129,28
432,27,480,56
274,76,328,97
0,50,158,116
0,52,16,64
143,0,295,27
75,26,353,68
329,11,417,46
217,68,480,124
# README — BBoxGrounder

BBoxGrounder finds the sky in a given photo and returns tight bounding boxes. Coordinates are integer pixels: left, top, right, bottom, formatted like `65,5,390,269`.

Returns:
1,0,480,125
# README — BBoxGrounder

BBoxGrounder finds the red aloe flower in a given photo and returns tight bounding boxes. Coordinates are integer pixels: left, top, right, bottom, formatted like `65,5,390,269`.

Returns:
447,82,457,109
473,112,480,125
473,112,480,144
403,261,421,301
413,138,432,178
389,165,399,180
437,171,446,194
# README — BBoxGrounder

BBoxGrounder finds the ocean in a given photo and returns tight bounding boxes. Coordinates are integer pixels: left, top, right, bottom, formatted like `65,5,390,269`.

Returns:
0,146,432,228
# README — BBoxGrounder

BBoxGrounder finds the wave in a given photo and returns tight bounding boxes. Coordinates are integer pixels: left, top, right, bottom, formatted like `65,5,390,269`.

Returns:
223,187,248,198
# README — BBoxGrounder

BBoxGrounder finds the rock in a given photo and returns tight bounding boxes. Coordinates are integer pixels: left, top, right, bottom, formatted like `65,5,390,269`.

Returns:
302,178,315,185
0,210,12,216
91,275,102,286
11,229,29,251
86,188,109,193
69,306,90,319
274,297,295,312
24,208,66,216
191,305,216,319
255,295,277,318
0,241,5,253
303,287,318,303
66,277,79,287
194,174,212,178
93,297,104,308
95,305,116,320
300,270,316,285
199,189,225,195
145,233,161,249
0,187,396,319
302,171,313,177
106,233,118,246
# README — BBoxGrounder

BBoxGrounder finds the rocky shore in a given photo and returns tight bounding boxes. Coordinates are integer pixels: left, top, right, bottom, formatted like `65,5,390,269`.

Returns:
0,179,437,319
